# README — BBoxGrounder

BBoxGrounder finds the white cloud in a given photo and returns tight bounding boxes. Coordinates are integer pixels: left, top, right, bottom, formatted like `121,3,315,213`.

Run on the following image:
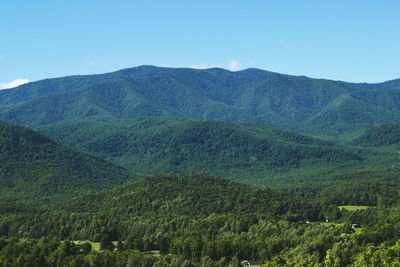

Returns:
229,59,242,71
160,64,171,67
84,60,95,65
0,79,30,90
189,63,221,69
190,60,242,71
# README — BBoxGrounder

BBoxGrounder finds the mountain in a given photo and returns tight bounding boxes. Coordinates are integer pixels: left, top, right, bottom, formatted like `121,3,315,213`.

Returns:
37,117,364,185
0,120,130,199
341,78,400,90
1,66,400,138
352,123,400,147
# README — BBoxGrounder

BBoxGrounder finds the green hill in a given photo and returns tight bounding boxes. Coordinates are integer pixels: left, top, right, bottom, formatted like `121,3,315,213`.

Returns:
38,117,363,185
64,173,315,217
352,124,400,147
0,120,130,199
1,174,324,242
1,66,400,138
0,174,329,265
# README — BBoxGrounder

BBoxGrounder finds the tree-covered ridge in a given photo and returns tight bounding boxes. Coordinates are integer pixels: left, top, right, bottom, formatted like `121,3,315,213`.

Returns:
352,123,400,147
0,120,130,199
2,174,400,266
0,174,331,265
340,78,400,90
0,66,169,111
2,66,400,266
62,174,318,218
0,66,399,137
37,117,363,183
0,66,272,112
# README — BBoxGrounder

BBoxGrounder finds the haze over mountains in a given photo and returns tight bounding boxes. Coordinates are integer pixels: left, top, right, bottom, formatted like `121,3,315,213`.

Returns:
1,66,400,139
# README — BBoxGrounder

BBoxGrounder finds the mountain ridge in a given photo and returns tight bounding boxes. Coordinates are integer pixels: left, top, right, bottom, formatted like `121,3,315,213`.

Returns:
1,66,400,138
37,117,364,185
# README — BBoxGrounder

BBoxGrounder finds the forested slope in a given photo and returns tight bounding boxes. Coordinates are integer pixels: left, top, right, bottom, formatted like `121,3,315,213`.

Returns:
62,174,317,217
38,117,363,184
352,123,400,147
2,174,400,266
0,120,130,199
1,66,400,137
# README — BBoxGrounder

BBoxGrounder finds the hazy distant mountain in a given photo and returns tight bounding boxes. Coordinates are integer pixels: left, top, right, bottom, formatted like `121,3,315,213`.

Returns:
1,66,400,137
340,79,400,90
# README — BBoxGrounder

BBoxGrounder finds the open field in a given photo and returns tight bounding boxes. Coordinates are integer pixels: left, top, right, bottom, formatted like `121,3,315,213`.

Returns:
338,205,370,211
73,241,118,250
354,228,364,234
319,222,364,234
319,222,345,227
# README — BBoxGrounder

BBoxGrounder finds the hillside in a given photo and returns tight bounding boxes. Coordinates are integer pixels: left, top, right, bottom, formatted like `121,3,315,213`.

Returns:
0,174,331,265
63,174,315,217
3,173,400,266
0,120,130,199
1,173,326,242
37,117,364,185
352,123,400,147
1,66,400,138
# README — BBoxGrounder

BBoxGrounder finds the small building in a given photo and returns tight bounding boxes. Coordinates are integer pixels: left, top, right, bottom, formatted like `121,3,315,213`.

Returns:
241,260,260,266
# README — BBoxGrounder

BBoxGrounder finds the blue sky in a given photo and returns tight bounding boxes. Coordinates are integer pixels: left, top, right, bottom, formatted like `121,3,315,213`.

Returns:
1,0,399,88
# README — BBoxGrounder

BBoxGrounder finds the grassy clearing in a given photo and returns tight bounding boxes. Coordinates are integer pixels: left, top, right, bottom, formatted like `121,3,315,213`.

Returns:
354,228,364,234
319,222,365,234
319,222,345,227
338,205,370,211
73,241,117,250
150,250,161,257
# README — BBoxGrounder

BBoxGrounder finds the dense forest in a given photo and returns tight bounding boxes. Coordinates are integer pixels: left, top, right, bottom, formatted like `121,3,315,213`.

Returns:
352,123,400,147
0,120,129,199
37,117,368,185
1,66,400,266
1,174,400,266
1,66,400,138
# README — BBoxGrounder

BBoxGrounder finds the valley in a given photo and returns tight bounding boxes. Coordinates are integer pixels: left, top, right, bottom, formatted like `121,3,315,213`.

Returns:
1,66,400,266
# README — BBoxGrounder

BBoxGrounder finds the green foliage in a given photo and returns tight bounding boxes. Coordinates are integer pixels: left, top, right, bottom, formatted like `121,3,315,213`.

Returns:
353,241,400,266
100,234,115,251
0,66,399,138
1,66,400,266
0,120,130,199
37,117,400,201
0,174,335,266
313,176,400,206
60,174,322,219
1,173,400,266
352,123,400,147
37,117,365,185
